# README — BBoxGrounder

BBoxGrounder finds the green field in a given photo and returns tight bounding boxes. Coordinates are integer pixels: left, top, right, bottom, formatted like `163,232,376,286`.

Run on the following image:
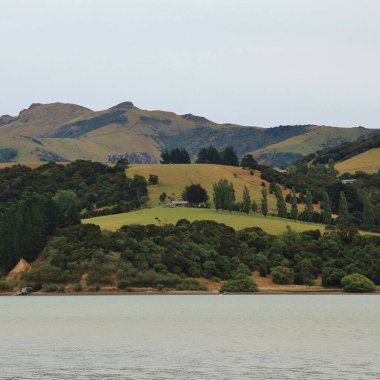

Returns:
336,148,380,174
84,207,325,235
127,163,280,209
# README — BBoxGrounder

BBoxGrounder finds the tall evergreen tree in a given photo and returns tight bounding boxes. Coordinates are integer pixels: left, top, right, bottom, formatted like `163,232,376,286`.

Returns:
362,198,375,230
275,185,287,218
327,159,338,177
196,146,221,164
261,189,268,216
322,191,332,224
160,147,191,164
338,191,349,225
213,179,235,211
242,186,251,214
221,146,239,166
251,200,258,213
160,148,171,164
304,190,313,222
290,188,298,220
240,154,258,169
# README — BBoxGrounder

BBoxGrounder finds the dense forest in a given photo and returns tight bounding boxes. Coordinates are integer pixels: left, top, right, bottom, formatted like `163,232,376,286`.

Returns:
17,221,380,292
255,158,380,232
0,160,148,217
0,160,148,273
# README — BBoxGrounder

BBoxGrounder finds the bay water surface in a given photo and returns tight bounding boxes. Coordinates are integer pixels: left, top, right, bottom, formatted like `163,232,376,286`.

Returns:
0,294,379,379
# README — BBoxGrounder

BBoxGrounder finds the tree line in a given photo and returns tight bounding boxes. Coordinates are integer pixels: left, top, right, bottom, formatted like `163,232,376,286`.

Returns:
161,145,246,167
17,220,380,293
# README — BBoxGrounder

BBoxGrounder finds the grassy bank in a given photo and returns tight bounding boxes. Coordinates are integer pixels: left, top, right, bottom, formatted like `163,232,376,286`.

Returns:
84,207,325,234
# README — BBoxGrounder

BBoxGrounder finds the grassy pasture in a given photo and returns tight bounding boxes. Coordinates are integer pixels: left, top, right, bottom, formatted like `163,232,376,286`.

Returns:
84,207,325,235
336,148,380,174
127,164,279,208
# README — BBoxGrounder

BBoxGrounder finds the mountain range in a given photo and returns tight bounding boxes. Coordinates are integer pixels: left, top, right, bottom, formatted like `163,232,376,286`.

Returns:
0,102,378,166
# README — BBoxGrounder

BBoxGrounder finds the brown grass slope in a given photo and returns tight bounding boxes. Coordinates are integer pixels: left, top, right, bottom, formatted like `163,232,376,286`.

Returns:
336,148,380,174
0,102,378,164
253,125,378,159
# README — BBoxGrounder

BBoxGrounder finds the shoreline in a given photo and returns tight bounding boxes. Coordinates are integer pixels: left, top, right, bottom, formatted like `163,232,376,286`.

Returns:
2,290,380,296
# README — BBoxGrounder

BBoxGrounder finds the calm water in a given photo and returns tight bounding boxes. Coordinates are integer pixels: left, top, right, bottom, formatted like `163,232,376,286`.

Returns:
0,295,380,379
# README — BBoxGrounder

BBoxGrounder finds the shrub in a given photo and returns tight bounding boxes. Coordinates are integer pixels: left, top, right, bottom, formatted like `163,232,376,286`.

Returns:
321,268,346,287
148,174,159,185
0,280,13,291
175,279,208,291
41,284,64,293
74,283,82,292
220,275,258,293
117,279,130,289
271,266,293,284
341,273,376,293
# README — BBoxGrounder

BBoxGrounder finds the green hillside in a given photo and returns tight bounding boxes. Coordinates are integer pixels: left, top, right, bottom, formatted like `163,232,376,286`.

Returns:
84,207,324,235
0,102,378,165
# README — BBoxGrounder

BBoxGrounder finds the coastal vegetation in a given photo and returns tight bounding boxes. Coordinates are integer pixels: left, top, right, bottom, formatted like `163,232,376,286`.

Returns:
17,221,380,293
0,150,379,294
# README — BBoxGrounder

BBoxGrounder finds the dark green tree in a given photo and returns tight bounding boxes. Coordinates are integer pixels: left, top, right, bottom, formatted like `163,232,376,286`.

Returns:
220,146,239,166
261,188,268,216
322,191,332,224
182,184,209,205
213,179,235,211
53,190,80,227
275,185,287,218
148,174,159,185
327,159,338,177
240,154,258,169
304,190,313,222
242,186,251,214
160,148,191,164
251,200,258,213
338,191,349,226
362,197,375,230
159,192,167,203
160,148,171,164
290,188,298,220
196,146,221,164
114,158,129,171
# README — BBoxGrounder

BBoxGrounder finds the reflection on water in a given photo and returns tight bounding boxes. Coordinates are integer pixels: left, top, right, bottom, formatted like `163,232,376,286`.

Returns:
1,295,379,379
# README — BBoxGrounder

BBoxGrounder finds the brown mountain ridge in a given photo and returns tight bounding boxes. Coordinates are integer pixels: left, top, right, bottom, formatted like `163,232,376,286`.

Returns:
0,102,378,166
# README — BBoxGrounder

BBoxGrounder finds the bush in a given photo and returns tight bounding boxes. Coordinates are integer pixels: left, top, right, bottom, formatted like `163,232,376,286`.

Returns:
175,279,208,291
41,284,64,293
74,283,82,292
0,280,13,291
220,275,258,293
271,266,293,284
321,268,346,287
341,273,376,293
148,174,159,185
117,279,130,289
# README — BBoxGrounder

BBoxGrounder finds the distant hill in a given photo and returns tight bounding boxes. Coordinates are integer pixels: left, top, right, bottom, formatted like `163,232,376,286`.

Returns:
298,133,380,174
252,126,380,168
0,102,378,164
336,148,380,174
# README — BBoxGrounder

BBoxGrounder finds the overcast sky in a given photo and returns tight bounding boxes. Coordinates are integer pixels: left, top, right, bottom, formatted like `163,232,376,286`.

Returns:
1,0,379,128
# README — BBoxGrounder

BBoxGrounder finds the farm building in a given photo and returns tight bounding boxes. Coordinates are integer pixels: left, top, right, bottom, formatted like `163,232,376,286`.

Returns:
168,201,189,208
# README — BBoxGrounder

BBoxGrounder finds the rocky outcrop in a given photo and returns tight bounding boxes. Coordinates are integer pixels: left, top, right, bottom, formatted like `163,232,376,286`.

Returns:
107,152,158,164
